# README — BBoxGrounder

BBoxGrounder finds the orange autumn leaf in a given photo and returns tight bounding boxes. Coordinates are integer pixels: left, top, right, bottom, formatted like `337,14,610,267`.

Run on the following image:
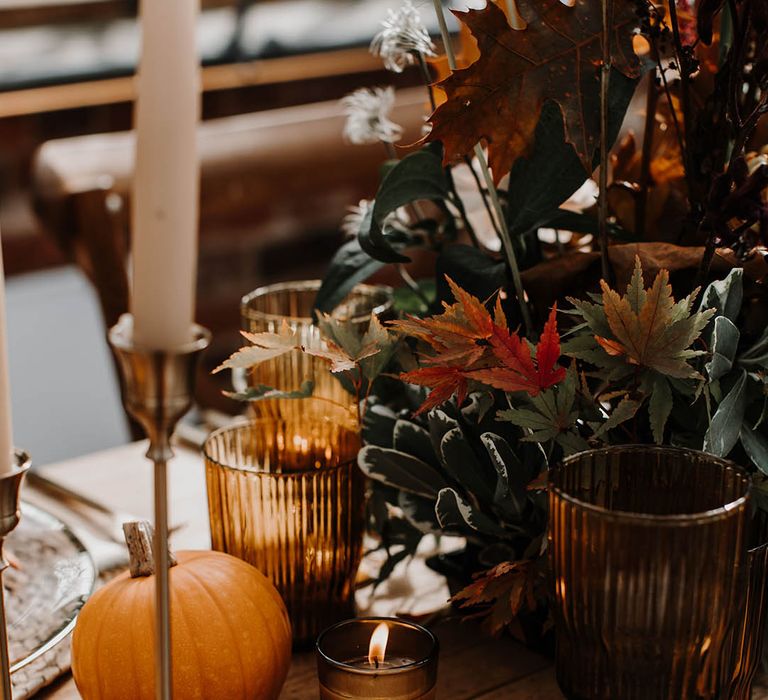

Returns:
427,0,641,181
470,305,566,394
451,559,544,637
389,276,494,367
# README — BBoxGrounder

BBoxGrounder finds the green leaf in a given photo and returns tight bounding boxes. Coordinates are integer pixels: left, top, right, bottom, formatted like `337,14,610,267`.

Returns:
362,143,450,263
357,446,448,498
523,209,636,242
435,488,509,538
699,268,743,325
440,428,495,501
461,392,496,423
223,380,314,403
556,366,578,417
362,400,397,448
706,316,740,381
398,491,441,534
497,408,558,436
740,325,768,369
648,375,673,444
393,419,440,468
392,279,436,315
428,408,459,459
314,239,388,314
564,300,612,340
704,370,748,457
741,423,768,476
593,396,641,438
505,73,637,237
435,244,507,309
359,315,398,381
480,433,527,518
555,431,590,456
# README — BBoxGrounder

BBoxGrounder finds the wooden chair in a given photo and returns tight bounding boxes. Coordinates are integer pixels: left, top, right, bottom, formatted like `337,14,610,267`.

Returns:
31,87,429,419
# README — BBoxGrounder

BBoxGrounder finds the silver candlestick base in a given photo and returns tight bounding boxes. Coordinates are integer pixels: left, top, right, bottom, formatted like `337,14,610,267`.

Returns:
109,314,210,700
0,451,30,700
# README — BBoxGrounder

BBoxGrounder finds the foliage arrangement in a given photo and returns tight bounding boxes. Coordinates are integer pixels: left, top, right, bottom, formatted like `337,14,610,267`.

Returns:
224,0,768,637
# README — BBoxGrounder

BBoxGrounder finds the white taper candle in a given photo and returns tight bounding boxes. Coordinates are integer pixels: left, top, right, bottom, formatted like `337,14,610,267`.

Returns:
0,234,14,476
131,0,201,349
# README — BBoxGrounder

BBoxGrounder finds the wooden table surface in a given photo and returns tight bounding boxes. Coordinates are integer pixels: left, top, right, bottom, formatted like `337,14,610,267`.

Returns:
24,441,562,699
38,617,562,699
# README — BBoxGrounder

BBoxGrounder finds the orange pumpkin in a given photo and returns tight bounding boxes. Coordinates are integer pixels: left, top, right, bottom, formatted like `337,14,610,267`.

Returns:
72,524,292,700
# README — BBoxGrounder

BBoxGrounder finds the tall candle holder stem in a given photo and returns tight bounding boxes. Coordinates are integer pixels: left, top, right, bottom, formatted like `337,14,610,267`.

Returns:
109,315,210,700
0,451,30,700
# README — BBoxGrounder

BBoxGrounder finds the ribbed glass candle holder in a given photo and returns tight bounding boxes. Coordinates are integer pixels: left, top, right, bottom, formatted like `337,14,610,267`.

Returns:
203,414,364,646
240,280,392,421
728,510,768,698
549,445,751,700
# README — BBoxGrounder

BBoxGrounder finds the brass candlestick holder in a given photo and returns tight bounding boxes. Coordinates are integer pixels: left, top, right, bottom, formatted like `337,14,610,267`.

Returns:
109,314,210,700
0,450,30,700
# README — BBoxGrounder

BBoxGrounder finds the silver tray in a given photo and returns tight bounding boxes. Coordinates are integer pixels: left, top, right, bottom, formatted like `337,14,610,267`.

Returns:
5,501,96,673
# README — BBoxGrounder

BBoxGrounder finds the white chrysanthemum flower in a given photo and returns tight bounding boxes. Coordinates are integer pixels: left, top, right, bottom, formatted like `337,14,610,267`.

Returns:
370,0,436,73
341,87,404,145
341,200,374,238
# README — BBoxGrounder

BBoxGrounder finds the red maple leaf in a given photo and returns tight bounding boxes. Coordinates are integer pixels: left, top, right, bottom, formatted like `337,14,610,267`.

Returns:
399,366,468,416
470,306,566,394
393,277,566,414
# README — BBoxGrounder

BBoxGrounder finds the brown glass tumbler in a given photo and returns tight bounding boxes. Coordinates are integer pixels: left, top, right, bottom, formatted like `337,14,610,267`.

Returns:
728,511,768,698
549,445,751,700
203,413,365,646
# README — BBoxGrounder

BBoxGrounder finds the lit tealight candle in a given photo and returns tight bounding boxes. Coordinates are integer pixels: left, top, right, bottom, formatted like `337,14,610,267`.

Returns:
316,618,438,699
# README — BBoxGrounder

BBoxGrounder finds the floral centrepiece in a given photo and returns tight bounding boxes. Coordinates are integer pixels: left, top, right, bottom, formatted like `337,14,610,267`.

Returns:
223,0,768,641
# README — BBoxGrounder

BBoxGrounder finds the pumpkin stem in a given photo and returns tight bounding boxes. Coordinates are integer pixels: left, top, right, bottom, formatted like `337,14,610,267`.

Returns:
123,520,178,578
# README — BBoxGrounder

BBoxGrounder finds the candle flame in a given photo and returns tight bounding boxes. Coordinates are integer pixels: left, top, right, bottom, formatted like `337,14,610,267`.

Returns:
367,622,389,667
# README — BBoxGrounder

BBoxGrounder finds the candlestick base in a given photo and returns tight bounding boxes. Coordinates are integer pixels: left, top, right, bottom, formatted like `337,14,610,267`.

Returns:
108,314,211,700
0,451,31,700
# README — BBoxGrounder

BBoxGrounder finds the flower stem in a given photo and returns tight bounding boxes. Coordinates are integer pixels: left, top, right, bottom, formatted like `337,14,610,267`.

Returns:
666,0,695,193
431,0,457,70
416,52,437,112
635,73,658,239
473,144,532,334
430,0,530,333
397,263,430,308
598,0,614,285
464,155,501,240
416,50,480,247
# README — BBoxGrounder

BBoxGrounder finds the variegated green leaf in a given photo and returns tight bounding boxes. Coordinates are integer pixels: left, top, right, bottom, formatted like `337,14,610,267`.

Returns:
706,316,740,381
704,371,747,457
435,488,510,538
740,423,768,476
393,419,439,468
223,379,314,403
358,446,448,498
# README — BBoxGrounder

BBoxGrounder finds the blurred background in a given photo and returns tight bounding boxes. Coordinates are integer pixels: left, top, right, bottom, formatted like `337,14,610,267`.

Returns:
0,0,455,464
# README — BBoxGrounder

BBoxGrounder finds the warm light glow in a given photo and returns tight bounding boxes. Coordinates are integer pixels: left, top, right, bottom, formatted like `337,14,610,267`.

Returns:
632,34,651,57
367,622,389,667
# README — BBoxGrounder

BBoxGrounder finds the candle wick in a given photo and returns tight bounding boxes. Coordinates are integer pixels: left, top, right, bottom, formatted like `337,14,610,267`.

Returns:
374,658,379,670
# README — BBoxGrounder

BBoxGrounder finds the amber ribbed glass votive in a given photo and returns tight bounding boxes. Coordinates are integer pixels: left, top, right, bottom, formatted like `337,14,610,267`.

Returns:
241,280,392,420
549,446,751,700
203,413,364,646
728,510,768,698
